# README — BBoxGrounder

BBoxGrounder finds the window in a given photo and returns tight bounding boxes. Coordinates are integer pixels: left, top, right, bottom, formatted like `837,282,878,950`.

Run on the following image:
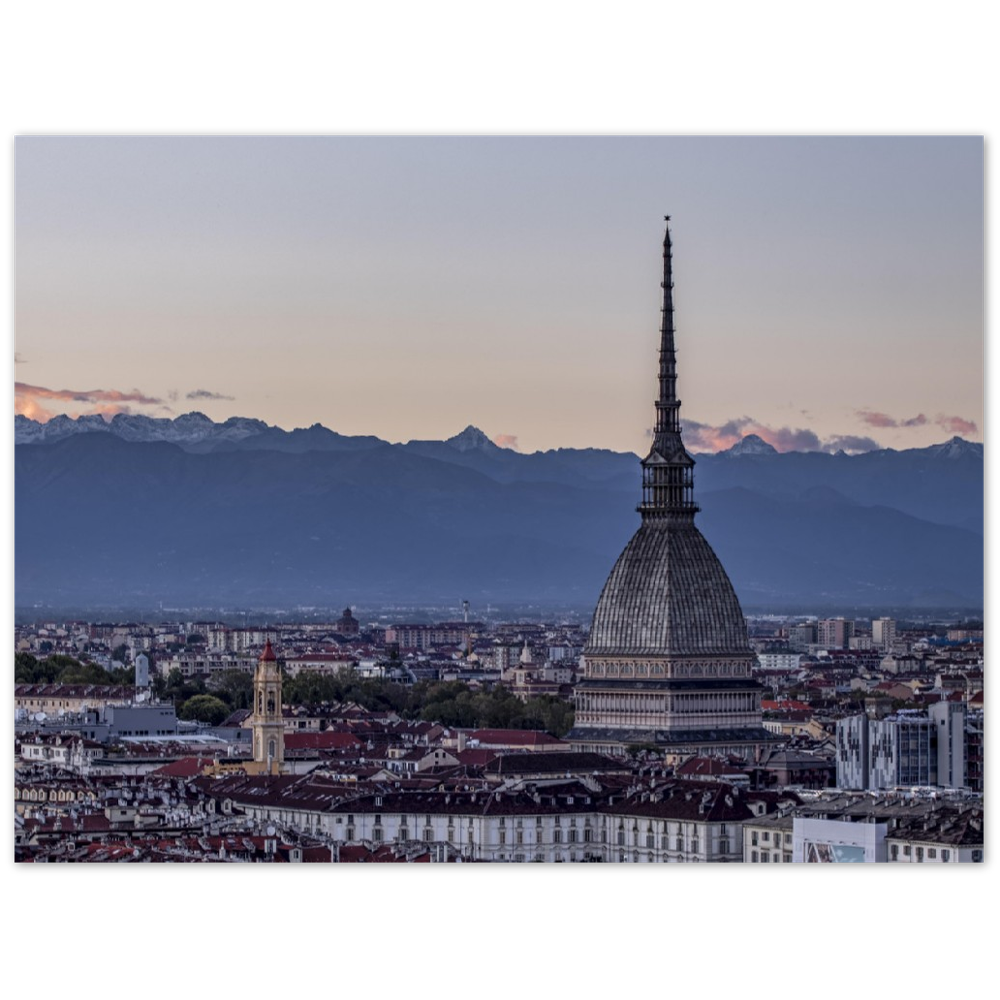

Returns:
751,832,759,846
554,830,562,844
584,829,593,843
719,839,729,855
762,832,770,842
942,850,950,862
928,848,937,859
751,850,758,863
903,845,911,856
890,844,898,860
499,830,506,846
761,852,769,863
646,833,654,848
783,854,792,863
972,850,983,862
916,847,923,862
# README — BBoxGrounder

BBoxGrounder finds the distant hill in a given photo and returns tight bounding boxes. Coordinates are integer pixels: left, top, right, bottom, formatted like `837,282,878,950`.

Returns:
14,414,983,610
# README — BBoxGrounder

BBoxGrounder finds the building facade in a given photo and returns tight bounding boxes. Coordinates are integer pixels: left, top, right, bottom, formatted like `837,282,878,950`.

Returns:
836,702,970,791
567,220,775,759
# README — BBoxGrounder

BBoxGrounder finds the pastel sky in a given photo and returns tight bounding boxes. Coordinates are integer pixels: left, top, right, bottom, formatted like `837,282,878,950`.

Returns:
14,136,983,454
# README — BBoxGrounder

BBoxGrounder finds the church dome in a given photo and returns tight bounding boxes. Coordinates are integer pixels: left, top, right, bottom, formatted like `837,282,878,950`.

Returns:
586,521,751,657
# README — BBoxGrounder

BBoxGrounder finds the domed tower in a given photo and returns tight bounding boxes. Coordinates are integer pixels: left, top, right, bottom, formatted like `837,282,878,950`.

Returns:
250,638,284,774
567,219,778,760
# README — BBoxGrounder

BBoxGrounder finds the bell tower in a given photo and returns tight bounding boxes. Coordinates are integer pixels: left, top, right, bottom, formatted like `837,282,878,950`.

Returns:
250,638,284,774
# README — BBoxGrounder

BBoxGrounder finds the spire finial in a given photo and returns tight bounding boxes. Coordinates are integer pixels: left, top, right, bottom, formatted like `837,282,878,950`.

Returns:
637,217,699,521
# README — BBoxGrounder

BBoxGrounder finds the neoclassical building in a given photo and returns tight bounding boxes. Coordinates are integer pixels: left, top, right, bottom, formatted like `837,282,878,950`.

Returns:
566,219,778,760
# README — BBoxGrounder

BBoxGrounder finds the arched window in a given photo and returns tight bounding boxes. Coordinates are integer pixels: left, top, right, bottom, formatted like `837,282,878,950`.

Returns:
268,739,276,759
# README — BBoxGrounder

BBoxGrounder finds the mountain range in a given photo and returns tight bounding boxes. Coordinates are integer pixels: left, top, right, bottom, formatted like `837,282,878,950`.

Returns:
14,413,984,610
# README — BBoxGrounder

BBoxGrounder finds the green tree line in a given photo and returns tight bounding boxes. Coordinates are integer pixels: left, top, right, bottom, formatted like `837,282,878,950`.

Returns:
16,653,574,737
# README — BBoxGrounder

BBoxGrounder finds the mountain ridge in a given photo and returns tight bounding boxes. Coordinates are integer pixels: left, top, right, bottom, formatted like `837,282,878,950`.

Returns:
14,424,983,610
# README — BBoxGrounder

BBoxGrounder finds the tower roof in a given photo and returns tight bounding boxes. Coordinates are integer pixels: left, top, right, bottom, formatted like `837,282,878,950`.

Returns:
259,638,276,662
586,523,750,657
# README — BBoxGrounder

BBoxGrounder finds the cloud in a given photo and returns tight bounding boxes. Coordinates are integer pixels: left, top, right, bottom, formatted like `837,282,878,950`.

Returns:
857,409,929,429
493,433,519,450
936,413,978,435
856,409,898,429
855,409,977,438
186,389,235,401
681,416,821,453
822,435,880,454
681,417,878,454
14,382,162,423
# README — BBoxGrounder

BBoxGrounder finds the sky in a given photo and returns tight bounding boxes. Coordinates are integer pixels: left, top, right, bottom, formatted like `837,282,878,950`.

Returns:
14,136,983,454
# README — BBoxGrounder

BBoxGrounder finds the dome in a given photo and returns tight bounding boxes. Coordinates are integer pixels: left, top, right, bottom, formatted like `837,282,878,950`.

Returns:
586,522,750,657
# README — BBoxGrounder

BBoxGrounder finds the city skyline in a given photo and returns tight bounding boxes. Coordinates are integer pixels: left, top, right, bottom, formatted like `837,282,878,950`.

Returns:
15,136,983,455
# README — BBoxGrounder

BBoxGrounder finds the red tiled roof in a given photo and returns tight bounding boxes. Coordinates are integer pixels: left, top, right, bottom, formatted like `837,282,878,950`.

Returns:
150,757,215,778
284,732,363,751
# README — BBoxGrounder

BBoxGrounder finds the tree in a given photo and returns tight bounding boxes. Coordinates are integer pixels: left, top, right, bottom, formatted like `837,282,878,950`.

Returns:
177,694,229,725
210,669,254,710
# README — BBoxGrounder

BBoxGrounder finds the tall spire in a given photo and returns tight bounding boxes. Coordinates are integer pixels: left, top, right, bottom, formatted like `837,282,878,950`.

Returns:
638,217,699,521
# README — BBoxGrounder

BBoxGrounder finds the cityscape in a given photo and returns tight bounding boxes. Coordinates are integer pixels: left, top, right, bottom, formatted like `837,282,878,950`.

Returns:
14,202,984,864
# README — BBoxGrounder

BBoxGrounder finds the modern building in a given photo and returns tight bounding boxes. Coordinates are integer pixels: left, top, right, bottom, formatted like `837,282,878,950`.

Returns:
756,652,801,671
567,220,776,759
788,623,818,650
836,702,971,791
817,618,854,650
871,617,897,651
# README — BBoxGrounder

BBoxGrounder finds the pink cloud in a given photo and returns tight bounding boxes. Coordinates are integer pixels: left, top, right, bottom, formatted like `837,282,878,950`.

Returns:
857,409,897,428
936,414,978,435
681,416,821,453
681,417,877,454
14,382,162,424
493,433,519,450
857,409,928,429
